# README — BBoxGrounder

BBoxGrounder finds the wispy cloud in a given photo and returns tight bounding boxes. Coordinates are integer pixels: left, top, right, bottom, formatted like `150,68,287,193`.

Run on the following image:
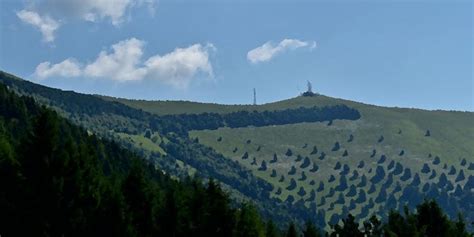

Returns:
42,0,157,26
16,10,60,42
35,38,215,89
247,39,317,64
17,0,158,42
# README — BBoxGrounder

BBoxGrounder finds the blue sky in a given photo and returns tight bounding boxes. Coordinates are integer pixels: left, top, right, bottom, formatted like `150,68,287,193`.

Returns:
0,0,472,111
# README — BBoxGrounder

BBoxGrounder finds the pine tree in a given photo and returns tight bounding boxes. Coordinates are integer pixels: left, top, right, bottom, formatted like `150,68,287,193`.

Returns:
303,221,321,237
286,222,298,237
234,203,265,237
266,220,280,237
122,161,155,236
331,214,363,237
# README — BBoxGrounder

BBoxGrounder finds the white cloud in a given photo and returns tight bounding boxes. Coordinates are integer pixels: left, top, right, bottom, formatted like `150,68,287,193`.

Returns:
34,38,215,88
84,38,147,81
145,44,215,88
35,58,82,79
81,0,134,25
247,39,317,64
16,10,60,42
17,0,157,41
40,0,157,25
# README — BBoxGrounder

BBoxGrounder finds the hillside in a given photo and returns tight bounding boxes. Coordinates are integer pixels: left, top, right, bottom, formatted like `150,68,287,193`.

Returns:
2,74,473,237
1,71,473,230
0,71,328,226
104,85,474,225
190,101,474,224
0,82,270,236
106,94,474,165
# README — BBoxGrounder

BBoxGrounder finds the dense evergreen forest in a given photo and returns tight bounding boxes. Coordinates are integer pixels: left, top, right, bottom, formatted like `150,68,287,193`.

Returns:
157,104,360,134
0,79,472,236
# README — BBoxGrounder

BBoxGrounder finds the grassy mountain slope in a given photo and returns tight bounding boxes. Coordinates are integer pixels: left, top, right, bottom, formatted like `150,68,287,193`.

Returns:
108,94,473,163
191,108,473,222
105,92,474,224
105,94,473,164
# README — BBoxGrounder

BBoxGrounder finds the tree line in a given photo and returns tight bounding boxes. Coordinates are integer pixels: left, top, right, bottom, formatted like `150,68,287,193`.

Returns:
156,105,361,135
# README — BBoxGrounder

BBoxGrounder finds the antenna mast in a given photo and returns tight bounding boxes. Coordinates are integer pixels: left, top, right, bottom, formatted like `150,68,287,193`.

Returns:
253,88,257,105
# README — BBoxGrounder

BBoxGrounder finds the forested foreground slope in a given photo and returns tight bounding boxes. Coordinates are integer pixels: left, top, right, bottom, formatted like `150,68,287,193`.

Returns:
0,82,260,236
1,71,473,234
0,71,363,227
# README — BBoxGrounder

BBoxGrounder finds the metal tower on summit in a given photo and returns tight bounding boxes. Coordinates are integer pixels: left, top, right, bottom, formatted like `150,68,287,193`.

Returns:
302,81,316,97
307,81,313,93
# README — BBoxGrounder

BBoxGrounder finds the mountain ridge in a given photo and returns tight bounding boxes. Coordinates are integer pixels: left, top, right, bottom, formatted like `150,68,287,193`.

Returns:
1,70,473,229
3,69,471,114
100,92,474,116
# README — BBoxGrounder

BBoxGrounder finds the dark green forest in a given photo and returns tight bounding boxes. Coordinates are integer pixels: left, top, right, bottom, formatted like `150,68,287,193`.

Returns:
0,78,472,236
157,104,360,134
